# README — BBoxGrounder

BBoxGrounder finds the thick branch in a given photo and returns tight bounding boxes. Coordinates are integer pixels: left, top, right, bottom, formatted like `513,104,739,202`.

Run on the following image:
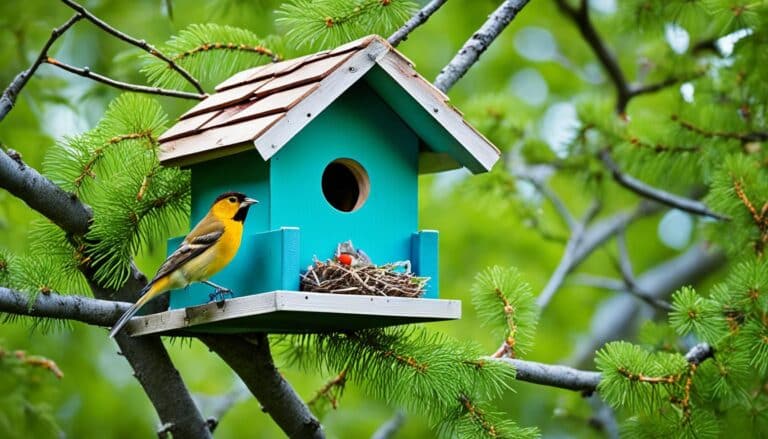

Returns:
500,342,712,394
434,0,531,93
0,149,92,235
200,334,324,439
60,0,204,94
388,0,447,46
0,13,82,123
599,149,729,221
46,58,205,100
501,357,601,393
0,287,128,326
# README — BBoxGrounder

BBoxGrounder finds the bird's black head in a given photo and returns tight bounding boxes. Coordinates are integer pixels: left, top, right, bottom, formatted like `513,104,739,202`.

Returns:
213,192,259,222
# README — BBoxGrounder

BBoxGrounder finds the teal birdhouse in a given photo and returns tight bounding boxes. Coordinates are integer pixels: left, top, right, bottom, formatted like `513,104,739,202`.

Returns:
128,35,500,336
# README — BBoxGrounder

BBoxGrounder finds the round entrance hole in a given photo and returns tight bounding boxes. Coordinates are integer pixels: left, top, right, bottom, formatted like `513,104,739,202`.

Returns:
321,158,370,212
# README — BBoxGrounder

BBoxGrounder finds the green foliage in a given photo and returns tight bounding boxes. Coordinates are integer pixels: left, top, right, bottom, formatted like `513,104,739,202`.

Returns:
471,266,539,357
276,0,416,49
0,345,62,439
39,93,189,290
670,286,724,343
142,24,287,91
282,327,538,438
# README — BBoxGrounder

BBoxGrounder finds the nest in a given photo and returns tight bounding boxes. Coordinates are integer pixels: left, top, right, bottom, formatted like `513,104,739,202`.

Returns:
300,259,428,298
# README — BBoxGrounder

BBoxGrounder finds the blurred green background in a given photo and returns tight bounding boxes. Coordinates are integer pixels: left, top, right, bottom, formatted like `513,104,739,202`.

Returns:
0,0,718,437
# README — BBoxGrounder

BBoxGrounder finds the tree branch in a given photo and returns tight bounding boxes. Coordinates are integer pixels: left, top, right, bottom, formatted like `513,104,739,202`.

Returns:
500,342,712,394
500,357,602,393
554,0,630,113
599,148,729,221
0,148,92,235
517,171,576,231
370,410,406,439
388,0,447,46
60,0,205,94
45,58,205,100
569,244,724,368
0,13,82,123
434,0,531,93
536,202,658,308
0,287,128,326
199,334,324,439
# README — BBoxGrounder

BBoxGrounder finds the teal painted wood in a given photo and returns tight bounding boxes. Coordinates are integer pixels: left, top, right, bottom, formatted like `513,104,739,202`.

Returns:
269,81,421,279
169,227,301,309
166,80,450,313
364,66,485,173
169,151,271,310
411,230,439,298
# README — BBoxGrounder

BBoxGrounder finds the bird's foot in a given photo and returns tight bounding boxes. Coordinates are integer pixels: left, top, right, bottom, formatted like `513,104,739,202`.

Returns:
208,288,233,303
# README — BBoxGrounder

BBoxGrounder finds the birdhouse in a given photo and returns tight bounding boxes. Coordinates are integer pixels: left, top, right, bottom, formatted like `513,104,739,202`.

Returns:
128,35,500,336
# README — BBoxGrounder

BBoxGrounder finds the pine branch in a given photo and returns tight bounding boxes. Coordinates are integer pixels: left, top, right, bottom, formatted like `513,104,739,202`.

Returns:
599,149,729,221
0,148,92,235
569,244,724,368
60,0,204,94
45,58,205,100
200,334,325,439
0,13,82,123
434,0,531,93
671,115,768,144
388,0,447,46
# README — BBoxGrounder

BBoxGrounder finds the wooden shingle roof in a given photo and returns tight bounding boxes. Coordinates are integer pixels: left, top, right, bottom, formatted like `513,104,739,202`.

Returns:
158,35,500,173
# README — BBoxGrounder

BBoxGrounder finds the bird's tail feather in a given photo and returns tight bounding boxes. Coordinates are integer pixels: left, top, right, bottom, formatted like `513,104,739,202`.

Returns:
109,283,158,338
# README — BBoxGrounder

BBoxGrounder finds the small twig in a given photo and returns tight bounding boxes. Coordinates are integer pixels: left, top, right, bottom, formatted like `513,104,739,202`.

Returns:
0,13,82,123
615,227,635,289
60,0,204,94
599,148,729,221
307,369,347,410
45,58,205,100
570,274,673,312
672,115,768,144
370,410,406,439
518,172,576,230
434,0,531,92
388,0,448,46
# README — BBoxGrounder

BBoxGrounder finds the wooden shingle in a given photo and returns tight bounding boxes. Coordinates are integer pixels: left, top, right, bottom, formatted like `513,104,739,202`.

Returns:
159,35,501,173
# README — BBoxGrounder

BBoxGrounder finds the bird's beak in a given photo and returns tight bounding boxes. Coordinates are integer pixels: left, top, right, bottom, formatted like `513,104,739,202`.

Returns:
241,197,259,207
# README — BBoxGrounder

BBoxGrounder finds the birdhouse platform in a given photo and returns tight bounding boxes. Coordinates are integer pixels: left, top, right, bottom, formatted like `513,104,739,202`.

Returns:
126,291,460,336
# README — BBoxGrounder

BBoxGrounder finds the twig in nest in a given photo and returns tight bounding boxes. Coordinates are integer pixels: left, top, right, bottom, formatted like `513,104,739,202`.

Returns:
300,259,428,298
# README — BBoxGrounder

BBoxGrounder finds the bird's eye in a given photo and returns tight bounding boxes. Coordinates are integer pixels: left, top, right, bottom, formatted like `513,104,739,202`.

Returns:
228,197,237,203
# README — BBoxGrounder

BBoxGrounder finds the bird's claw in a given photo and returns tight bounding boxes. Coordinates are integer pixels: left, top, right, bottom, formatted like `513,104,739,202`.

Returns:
208,288,233,304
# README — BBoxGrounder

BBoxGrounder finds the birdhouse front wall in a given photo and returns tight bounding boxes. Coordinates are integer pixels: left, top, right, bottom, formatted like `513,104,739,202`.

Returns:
269,81,419,272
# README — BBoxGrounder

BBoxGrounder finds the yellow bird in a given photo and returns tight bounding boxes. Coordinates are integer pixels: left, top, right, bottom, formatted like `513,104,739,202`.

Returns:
109,192,258,338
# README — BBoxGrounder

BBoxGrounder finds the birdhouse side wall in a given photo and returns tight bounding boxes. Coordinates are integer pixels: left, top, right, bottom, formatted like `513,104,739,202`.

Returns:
269,81,420,273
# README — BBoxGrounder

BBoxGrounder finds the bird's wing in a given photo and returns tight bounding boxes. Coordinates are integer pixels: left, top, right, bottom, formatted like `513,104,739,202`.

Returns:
149,228,224,283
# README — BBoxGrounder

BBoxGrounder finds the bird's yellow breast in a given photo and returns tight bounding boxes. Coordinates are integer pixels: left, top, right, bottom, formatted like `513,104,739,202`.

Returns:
181,220,243,282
